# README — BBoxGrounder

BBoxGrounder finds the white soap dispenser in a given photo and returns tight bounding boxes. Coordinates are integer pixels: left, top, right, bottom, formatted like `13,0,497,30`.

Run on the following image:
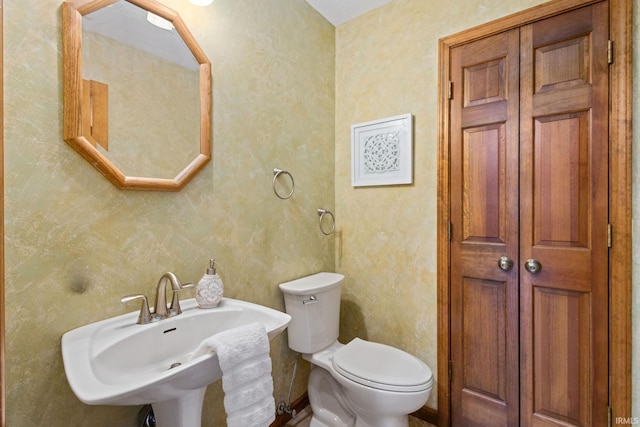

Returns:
195,259,224,308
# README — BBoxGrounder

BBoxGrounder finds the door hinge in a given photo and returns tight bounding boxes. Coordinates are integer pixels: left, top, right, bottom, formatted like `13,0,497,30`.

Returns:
448,360,453,381
608,223,612,248
608,40,613,64
448,81,453,100
608,405,612,427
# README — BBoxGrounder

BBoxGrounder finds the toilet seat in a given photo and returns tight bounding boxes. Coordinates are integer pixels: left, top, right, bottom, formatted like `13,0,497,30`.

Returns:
332,338,433,393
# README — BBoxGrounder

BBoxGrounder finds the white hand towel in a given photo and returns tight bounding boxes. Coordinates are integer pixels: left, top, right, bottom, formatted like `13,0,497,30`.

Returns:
192,322,275,427
227,396,275,427
221,356,273,392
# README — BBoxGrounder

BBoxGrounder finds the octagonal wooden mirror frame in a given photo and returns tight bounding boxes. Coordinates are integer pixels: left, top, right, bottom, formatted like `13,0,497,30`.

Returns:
62,0,212,191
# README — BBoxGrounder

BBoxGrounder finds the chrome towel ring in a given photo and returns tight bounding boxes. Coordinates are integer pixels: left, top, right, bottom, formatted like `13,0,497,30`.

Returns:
317,208,335,235
273,168,295,199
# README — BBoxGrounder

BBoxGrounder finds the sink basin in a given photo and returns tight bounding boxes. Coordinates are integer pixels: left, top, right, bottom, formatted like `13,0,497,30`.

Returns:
62,297,291,426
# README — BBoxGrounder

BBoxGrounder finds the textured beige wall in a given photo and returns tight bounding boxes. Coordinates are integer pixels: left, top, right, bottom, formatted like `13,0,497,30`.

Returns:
4,0,333,425
335,0,639,413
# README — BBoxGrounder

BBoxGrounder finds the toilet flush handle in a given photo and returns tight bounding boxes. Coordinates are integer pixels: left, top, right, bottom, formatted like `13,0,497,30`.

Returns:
303,295,318,305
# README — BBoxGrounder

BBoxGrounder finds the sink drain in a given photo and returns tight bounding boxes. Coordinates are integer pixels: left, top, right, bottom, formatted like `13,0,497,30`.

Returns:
169,362,182,370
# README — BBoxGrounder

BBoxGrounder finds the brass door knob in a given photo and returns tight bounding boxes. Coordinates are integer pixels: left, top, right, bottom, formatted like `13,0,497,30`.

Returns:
525,259,542,274
498,257,514,271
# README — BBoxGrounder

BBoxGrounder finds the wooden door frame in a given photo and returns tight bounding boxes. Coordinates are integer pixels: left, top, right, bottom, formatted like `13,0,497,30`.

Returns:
436,0,633,425
1,0,5,425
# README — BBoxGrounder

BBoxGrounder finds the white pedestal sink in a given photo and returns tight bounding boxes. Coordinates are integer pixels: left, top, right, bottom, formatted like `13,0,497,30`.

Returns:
61,298,291,427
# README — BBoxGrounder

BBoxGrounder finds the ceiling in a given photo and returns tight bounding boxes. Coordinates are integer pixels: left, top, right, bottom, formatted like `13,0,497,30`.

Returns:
305,0,395,26
83,1,199,70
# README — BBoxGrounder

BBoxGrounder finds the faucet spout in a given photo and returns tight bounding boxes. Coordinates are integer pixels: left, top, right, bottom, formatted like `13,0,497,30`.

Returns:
153,272,183,319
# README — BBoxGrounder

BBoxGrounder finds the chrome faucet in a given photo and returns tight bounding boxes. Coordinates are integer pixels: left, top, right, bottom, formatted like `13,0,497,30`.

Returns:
154,272,184,318
121,272,193,324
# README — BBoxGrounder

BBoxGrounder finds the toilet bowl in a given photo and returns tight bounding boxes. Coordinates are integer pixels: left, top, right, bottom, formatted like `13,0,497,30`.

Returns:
279,273,433,427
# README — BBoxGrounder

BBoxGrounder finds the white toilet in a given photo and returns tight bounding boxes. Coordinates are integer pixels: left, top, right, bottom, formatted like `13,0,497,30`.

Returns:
279,272,433,427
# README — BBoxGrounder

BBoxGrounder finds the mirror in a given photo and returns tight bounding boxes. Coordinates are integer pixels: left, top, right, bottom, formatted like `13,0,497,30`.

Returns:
63,0,211,191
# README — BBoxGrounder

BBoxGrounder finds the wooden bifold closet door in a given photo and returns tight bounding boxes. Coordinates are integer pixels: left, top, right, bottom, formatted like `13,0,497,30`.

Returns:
448,2,609,426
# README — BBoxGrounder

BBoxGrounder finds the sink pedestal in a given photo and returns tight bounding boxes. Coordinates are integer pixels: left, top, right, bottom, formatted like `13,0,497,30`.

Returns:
151,387,207,427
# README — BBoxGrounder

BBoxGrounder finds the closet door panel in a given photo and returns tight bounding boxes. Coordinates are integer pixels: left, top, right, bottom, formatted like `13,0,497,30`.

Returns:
462,124,506,243
450,29,520,427
519,3,609,426
533,287,591,426
533,112,591,248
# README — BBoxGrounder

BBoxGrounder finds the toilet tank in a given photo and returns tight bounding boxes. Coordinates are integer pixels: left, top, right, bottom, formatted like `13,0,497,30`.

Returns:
278,272,344,354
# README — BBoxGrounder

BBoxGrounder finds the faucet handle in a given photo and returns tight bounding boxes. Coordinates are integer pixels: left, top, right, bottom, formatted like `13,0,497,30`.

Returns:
121,294,152,325
168,283,195,317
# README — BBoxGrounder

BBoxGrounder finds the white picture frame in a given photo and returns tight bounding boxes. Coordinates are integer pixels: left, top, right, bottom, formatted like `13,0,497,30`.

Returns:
351,113,413,187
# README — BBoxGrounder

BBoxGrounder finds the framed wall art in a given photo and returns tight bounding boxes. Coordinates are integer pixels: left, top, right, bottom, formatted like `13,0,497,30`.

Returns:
351,113,413,187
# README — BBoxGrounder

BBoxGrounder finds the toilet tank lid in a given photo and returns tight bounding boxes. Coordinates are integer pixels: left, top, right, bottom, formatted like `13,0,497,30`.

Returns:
279,272,344,295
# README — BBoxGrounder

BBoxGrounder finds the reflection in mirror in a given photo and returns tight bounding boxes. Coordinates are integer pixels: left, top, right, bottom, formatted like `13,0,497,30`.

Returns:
63,0,212,191
82,1,200,179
